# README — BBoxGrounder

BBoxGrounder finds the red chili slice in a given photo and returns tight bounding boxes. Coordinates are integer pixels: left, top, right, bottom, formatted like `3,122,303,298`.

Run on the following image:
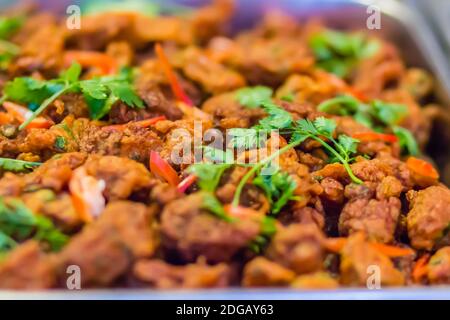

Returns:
154,43,193,107
149,151,180,186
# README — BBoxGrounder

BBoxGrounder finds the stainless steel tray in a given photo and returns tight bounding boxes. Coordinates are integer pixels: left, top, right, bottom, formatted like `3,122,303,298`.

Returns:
0,0,449,299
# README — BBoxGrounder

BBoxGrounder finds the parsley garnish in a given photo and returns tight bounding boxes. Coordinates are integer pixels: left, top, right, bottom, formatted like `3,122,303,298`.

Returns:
54,136,67,151
310,29,379,78
200,191,234,222
228,128,265,150
0,197,68,253
186,163,232,192
248,216,277,253
255,101,293,131
318,95,419,156
291,117,362,184
235,86,273,109
203,146,234,164
392,126,419,156
186,162,233,221
1,63,144,130
190,103,362,216
0,16,23,39
231,116,362,207
0,158,41,172
253,166,298,214
0,16,23,70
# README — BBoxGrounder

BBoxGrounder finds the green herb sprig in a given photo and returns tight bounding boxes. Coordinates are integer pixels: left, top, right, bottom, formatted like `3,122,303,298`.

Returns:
1,63,144,130
235,86,273,109
317,95,419,156
309,29,380,78
0,16,24,70
0,197,68,253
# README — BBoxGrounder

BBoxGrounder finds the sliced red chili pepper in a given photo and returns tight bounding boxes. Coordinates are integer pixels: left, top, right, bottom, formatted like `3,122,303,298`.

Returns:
149,151,180,186
177,174,197,193
64,50,118,75
406,156,439,180
101,116,166,132
154,43,193,107
352,132,398,143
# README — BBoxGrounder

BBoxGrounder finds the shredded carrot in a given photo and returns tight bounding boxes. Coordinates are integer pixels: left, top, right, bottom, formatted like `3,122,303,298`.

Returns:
369,242,415,257
324,237,347,253
352,132,398,143
149,151,180,186
325,237,415,257
406,156,439,180
101,115,166,132
64,50,118,75
177,174,197,193
154,43,193,106
412,254,430,283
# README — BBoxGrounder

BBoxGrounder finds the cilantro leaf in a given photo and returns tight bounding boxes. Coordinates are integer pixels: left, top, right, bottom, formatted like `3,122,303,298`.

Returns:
0,16,23,40
0,158,41,172
392,126,419,156
256,101,293,131
34,216,69,251
200,191,233,222
310,29,380,78
54,136,66,151
317,95,361,116
296,118,318,135
253,166,297,214
59,62,81,84
314,116,337,136
228,128,263,149
338,134,359,155
79,80,108,100
79,72,144,119
318,95,418,156
372,100,408,126
203,146,234,164
106,79,144,108
292,118,362,184
186,163,231,193
0,232,16,253
0,197,68,252
235,86,273,109
3,77,62,105
1,63,145,129
280,93,295,102
248,216,277,253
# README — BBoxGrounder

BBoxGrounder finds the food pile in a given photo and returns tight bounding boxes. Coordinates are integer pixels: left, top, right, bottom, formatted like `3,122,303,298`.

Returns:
0,0,448,289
